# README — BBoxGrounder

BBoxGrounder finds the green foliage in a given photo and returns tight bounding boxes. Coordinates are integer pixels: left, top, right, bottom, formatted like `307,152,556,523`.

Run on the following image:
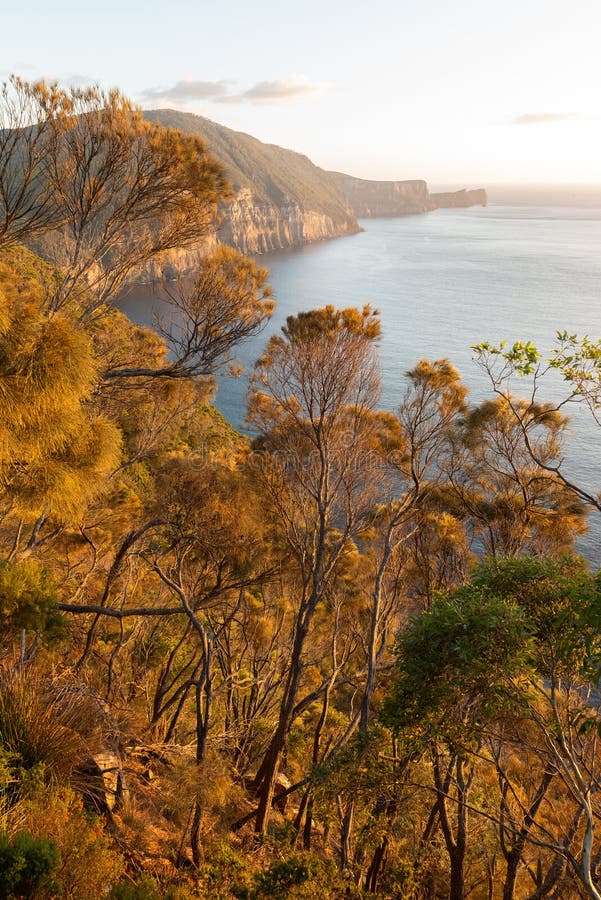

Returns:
111,876,164,900
384,555,601,752
471,555,601,673
382,586,532,740
0,559,62,640
0,831,60,899
233,853,358,900
474,331,601,413
472,339,542,375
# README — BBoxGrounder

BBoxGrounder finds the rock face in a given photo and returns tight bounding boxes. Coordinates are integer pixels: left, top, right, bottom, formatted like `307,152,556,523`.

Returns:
430,188,487,208
30,110,487,281
220,188,360,255
330,172,436,217
331,174,487,218
80,751,129,814
144,110,361,257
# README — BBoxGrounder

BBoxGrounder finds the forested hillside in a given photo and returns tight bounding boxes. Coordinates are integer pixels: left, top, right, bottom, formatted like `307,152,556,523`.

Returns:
2,78,601,899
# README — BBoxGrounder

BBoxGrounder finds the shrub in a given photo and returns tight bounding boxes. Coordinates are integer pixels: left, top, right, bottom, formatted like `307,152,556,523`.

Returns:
0,665,104,802
0,559,63,642
0,830,60,899
18,789,123,899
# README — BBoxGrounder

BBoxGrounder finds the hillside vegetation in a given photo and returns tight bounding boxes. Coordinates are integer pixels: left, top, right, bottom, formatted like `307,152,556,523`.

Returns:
145,109,354,226
0,78,600,900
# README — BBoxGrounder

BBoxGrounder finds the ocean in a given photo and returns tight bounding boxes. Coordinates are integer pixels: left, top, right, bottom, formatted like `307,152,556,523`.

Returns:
118,186,601,562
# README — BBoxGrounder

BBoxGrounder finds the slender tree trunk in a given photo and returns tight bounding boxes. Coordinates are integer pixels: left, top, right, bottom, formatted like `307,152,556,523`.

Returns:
433,748,471,900
339,799,354,873
190,631,213,866
253,602,313,833
501,768,554,900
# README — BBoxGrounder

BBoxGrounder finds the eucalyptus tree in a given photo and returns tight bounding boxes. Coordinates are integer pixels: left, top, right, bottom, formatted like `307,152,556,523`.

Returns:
0,77,68,249
246,305,389,833
0,77,229,315
473,335,601,513
447,393,587,558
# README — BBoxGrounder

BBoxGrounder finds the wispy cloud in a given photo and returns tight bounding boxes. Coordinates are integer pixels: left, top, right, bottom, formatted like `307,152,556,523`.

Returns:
512,112,582,126
223,78,328,105
140,80,231,105
140,77,329,108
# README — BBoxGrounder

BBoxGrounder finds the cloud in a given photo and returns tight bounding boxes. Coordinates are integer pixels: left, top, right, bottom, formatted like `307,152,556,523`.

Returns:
140,80,231,105
512,112,581,125
222,78,328,105
140,77,328,108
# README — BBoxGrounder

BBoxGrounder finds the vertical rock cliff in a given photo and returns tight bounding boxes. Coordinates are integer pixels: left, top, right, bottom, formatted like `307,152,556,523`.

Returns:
329,172,436,216
430,188,487,208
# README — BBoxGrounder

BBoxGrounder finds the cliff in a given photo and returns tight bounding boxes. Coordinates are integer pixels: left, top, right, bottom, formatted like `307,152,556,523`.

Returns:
330,174,487,218
329,172,436,216
144,110,361,256
430,188,487,208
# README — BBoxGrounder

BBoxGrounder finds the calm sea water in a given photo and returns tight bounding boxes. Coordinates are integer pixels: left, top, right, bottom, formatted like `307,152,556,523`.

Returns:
119,187,601,562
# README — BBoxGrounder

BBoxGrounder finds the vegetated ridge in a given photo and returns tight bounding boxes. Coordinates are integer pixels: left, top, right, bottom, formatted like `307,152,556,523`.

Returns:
144,109,360,260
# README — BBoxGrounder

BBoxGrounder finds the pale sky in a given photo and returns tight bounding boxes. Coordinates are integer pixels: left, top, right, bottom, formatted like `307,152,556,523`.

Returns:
3,0,601,183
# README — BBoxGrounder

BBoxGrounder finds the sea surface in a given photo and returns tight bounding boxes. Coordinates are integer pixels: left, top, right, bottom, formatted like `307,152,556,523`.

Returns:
118,185,601,563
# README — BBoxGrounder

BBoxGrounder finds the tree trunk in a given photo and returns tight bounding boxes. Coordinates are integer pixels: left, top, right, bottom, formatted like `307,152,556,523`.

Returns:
501,768,554,900
253,605,312,833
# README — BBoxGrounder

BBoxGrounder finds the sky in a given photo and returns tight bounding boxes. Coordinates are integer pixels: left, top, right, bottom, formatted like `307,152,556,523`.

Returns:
3,0,601,184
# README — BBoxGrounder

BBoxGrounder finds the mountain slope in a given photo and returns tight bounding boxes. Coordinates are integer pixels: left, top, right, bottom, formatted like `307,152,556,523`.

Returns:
144,110,360,255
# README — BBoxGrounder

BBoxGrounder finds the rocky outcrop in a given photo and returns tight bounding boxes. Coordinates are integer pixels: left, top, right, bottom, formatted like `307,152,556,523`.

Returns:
79,751,129,814
219,188,360,255
430,188,487,208
32,110,487,283
132,188,361,280
331,174,487,218
330,173,436,217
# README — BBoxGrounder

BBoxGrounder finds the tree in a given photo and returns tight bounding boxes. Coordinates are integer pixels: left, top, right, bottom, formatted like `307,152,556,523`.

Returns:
0,77,68,250
246,305,386,834
102,245,274,380
383,582,531,900
447,394,587,557
384,556,601,899
0,77,229,316
0,247,121,521
473,335,601,512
